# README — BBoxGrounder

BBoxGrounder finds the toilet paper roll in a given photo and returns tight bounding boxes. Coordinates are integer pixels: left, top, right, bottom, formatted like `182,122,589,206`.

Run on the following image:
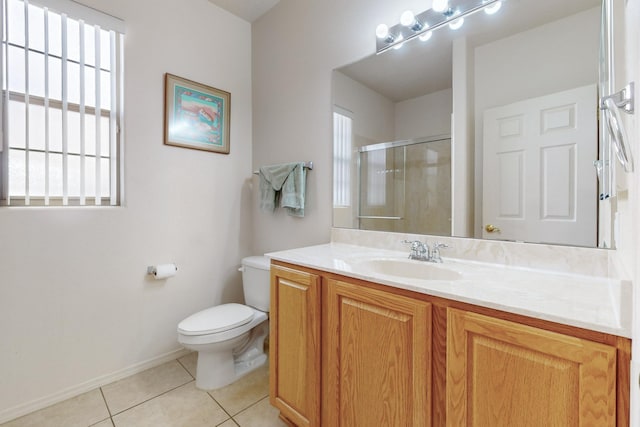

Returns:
152,264,177,279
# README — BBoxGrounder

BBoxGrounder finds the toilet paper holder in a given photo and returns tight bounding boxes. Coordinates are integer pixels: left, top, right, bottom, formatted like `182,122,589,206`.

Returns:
146,264,178,277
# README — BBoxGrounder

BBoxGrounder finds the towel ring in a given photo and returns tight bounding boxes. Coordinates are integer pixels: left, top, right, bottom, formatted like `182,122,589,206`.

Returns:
602,96,634,173
600,82,634,173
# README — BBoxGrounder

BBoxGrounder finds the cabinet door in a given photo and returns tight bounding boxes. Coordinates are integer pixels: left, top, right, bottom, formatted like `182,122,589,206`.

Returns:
270,265,321,427
447,308,617,427
325,279,432,427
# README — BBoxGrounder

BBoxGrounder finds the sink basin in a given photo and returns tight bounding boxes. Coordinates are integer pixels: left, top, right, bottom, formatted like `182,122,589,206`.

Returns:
350,258,463,281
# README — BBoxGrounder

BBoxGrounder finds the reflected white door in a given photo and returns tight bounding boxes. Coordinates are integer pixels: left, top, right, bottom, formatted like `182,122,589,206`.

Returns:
482,84,597,247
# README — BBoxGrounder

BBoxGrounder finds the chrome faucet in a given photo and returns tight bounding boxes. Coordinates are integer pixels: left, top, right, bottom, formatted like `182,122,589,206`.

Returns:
403,240,449,263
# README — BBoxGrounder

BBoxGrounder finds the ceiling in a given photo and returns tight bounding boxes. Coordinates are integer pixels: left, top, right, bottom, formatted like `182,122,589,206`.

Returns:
207,0,280,22
337,0,601,102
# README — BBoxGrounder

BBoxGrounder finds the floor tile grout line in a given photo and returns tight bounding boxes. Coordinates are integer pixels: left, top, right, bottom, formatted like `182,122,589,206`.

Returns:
176,355,196,380
231,395,271,420
216,414,240,427
109,378,194,417
99,387,113,417
87,415,114,427
207,389,269,419
206,393,235,422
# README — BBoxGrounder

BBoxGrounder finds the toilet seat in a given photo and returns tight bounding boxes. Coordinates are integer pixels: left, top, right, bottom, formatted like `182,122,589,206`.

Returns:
178,303,254,336
178,307,268,346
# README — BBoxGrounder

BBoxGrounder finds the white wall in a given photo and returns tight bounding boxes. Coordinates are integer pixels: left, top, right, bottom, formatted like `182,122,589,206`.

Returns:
251,0,429,255
474,8,600,113
451,36,475,237
332,71,395,143
0,0,252,422
333,71,452,143
395,88,452,140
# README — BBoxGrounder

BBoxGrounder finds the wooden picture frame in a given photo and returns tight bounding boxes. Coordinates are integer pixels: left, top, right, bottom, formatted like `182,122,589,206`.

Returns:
164,73,231,154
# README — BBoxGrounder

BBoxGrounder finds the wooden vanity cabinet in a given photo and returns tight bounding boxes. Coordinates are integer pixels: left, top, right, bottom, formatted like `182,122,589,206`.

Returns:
269,261,631,427
324,278,432,427
447,308,618,427
269,264,321,427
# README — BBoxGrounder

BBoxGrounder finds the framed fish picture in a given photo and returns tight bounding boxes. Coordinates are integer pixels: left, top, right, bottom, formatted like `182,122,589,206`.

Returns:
164,73,231,154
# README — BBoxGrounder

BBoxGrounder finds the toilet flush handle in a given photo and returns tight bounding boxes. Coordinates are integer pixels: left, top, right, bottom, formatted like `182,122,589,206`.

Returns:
238,266,245,272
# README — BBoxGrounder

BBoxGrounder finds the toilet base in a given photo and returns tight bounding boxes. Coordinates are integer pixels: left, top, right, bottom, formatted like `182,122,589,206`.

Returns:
235,353,267,379
193,320,269,390
195,351,268,390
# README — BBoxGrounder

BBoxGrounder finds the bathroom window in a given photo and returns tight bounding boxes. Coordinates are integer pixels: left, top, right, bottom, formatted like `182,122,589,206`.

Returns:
333,107,352,207
0,0,125,206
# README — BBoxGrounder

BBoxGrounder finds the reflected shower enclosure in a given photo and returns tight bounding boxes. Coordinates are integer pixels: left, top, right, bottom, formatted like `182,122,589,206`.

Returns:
357,136,451,235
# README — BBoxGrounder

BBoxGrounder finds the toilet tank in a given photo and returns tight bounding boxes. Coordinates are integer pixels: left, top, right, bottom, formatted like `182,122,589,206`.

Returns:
240,256,271,312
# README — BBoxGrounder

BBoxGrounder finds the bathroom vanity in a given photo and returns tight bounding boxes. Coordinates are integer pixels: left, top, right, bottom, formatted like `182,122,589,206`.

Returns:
267,243,631,427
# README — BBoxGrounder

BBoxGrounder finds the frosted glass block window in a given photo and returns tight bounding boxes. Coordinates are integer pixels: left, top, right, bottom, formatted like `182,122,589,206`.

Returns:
0,0,124,206
365,148,386,207
333,108,352,207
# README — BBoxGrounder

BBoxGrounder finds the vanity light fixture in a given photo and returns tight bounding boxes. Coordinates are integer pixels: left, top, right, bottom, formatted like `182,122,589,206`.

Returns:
447,10,465,30
449,17,465,30
400,10,424,32
484,1,502,14
375,23,395,43
393,34,405,50
419,31,433,42
375,0,503,54
432,0,450,13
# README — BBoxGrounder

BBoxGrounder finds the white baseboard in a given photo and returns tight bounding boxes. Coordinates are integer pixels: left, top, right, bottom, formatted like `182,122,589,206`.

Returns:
0,347,191,425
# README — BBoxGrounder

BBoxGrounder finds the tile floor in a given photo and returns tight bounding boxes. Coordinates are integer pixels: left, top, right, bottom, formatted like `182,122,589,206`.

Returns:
1,353,287,427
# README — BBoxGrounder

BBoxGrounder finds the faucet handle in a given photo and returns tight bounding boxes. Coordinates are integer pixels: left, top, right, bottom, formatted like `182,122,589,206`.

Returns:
430,242,449,263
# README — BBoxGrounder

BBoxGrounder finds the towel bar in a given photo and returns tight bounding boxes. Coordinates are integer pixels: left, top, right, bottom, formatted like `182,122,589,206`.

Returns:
253,161,313,175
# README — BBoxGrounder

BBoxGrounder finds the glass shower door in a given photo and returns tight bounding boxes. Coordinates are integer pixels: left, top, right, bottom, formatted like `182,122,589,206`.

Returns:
357,136,451,235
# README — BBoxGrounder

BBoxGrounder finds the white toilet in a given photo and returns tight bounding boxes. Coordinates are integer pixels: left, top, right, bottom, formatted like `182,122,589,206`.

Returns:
177,256,270,390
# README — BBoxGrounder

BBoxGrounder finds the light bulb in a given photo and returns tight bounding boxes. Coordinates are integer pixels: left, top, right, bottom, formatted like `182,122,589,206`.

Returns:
400,10,415,27
376,23,390,39
432,0,449,13
400,10,424,32
419,31,433,42
484,1,502,15
449,17,464,30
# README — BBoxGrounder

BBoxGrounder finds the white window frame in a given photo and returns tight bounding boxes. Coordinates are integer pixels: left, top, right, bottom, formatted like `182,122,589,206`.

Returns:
0,0,125,206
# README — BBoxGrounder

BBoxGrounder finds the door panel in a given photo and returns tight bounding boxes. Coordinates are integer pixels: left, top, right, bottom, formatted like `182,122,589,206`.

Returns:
270,265,321,427
482,84,597,246
325,279,432,427
447,308,617,427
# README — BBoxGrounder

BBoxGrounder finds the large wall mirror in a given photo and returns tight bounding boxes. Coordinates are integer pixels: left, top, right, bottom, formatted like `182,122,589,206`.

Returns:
332,0,621,249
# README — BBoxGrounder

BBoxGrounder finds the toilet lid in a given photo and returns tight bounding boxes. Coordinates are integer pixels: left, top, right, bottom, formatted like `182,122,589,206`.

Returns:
178,303,254,336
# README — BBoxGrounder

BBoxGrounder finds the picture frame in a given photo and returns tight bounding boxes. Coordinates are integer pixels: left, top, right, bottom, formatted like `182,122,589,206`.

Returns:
164,73,231,154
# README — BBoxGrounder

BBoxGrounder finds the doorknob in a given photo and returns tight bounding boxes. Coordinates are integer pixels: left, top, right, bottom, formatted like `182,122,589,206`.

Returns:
485,224,501,233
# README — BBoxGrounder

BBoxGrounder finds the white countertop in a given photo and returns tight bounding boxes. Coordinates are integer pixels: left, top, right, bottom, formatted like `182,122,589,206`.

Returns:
266,243,632,338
